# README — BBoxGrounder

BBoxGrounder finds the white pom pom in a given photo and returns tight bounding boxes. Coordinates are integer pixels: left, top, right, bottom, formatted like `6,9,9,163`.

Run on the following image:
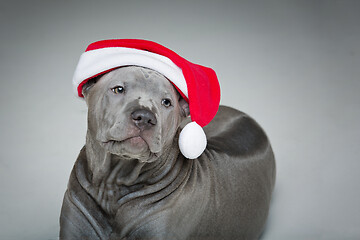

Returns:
179,122,207,159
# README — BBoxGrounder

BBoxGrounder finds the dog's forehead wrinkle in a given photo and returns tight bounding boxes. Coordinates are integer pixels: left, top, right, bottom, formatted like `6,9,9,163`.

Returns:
139,67,151,78
102,69,127,84
99,66,169,86
101,67,175,101
101,67,148,88
137,66,166,79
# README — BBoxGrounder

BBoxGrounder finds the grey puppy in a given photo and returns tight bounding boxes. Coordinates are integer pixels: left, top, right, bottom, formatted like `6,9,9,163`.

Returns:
60,66,276,240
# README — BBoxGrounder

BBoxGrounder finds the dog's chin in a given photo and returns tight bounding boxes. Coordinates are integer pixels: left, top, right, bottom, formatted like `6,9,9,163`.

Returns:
102,136,161,162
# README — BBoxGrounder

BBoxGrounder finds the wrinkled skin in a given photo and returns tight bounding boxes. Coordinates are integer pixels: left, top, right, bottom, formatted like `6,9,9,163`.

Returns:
60,66,276,240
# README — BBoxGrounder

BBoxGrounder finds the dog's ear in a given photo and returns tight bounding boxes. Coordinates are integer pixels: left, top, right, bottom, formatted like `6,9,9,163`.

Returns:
179,96,190,118
82,77,98,98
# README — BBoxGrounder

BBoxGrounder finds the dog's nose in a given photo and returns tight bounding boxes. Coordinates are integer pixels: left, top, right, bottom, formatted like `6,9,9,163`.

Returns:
131,109,157,130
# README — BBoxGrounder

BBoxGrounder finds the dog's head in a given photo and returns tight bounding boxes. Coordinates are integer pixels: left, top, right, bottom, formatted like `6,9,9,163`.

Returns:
82,66,190,162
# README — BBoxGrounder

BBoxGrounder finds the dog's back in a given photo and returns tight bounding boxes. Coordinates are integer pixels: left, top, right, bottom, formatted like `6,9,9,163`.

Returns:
187,105,276,239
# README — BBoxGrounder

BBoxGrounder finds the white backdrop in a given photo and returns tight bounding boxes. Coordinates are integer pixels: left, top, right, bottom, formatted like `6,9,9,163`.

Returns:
1,1,359,239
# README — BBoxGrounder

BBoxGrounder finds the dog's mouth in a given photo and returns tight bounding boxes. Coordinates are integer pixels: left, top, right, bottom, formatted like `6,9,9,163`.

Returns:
105,136,145,145
103,135,147,148
102,134,161,159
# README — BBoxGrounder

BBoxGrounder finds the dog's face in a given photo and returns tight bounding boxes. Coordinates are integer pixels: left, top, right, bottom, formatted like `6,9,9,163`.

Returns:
83,66,189,162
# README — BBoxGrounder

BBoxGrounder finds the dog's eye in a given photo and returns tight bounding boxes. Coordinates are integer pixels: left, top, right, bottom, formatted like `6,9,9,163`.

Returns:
161,98,172,107
111,86,125,94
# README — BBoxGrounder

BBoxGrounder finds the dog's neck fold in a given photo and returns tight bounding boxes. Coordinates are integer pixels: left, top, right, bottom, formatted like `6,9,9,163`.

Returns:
80,131,182,215
84,131,180,188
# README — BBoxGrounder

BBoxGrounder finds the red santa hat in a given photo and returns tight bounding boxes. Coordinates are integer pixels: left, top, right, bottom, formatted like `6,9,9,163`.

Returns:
72,39,221,159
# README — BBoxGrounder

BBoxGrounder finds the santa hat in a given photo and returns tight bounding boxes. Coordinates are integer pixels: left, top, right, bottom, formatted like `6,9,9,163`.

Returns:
72,39,220,159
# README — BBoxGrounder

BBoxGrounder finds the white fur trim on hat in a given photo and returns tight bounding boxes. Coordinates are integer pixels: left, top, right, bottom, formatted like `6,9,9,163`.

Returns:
179,122,207,159
72,47,188,97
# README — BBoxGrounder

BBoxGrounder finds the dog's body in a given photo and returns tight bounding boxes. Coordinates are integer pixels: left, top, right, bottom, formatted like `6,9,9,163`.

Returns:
60,66,275,240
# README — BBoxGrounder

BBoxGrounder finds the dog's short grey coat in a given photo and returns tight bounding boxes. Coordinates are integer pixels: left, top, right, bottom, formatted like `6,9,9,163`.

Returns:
60,66,276,240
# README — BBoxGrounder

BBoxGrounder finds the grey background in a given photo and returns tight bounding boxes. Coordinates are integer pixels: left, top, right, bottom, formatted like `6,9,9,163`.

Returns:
1,0,359,239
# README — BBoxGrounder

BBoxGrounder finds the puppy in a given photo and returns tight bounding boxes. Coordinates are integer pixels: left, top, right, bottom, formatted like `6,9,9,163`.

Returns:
60,66,275,240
